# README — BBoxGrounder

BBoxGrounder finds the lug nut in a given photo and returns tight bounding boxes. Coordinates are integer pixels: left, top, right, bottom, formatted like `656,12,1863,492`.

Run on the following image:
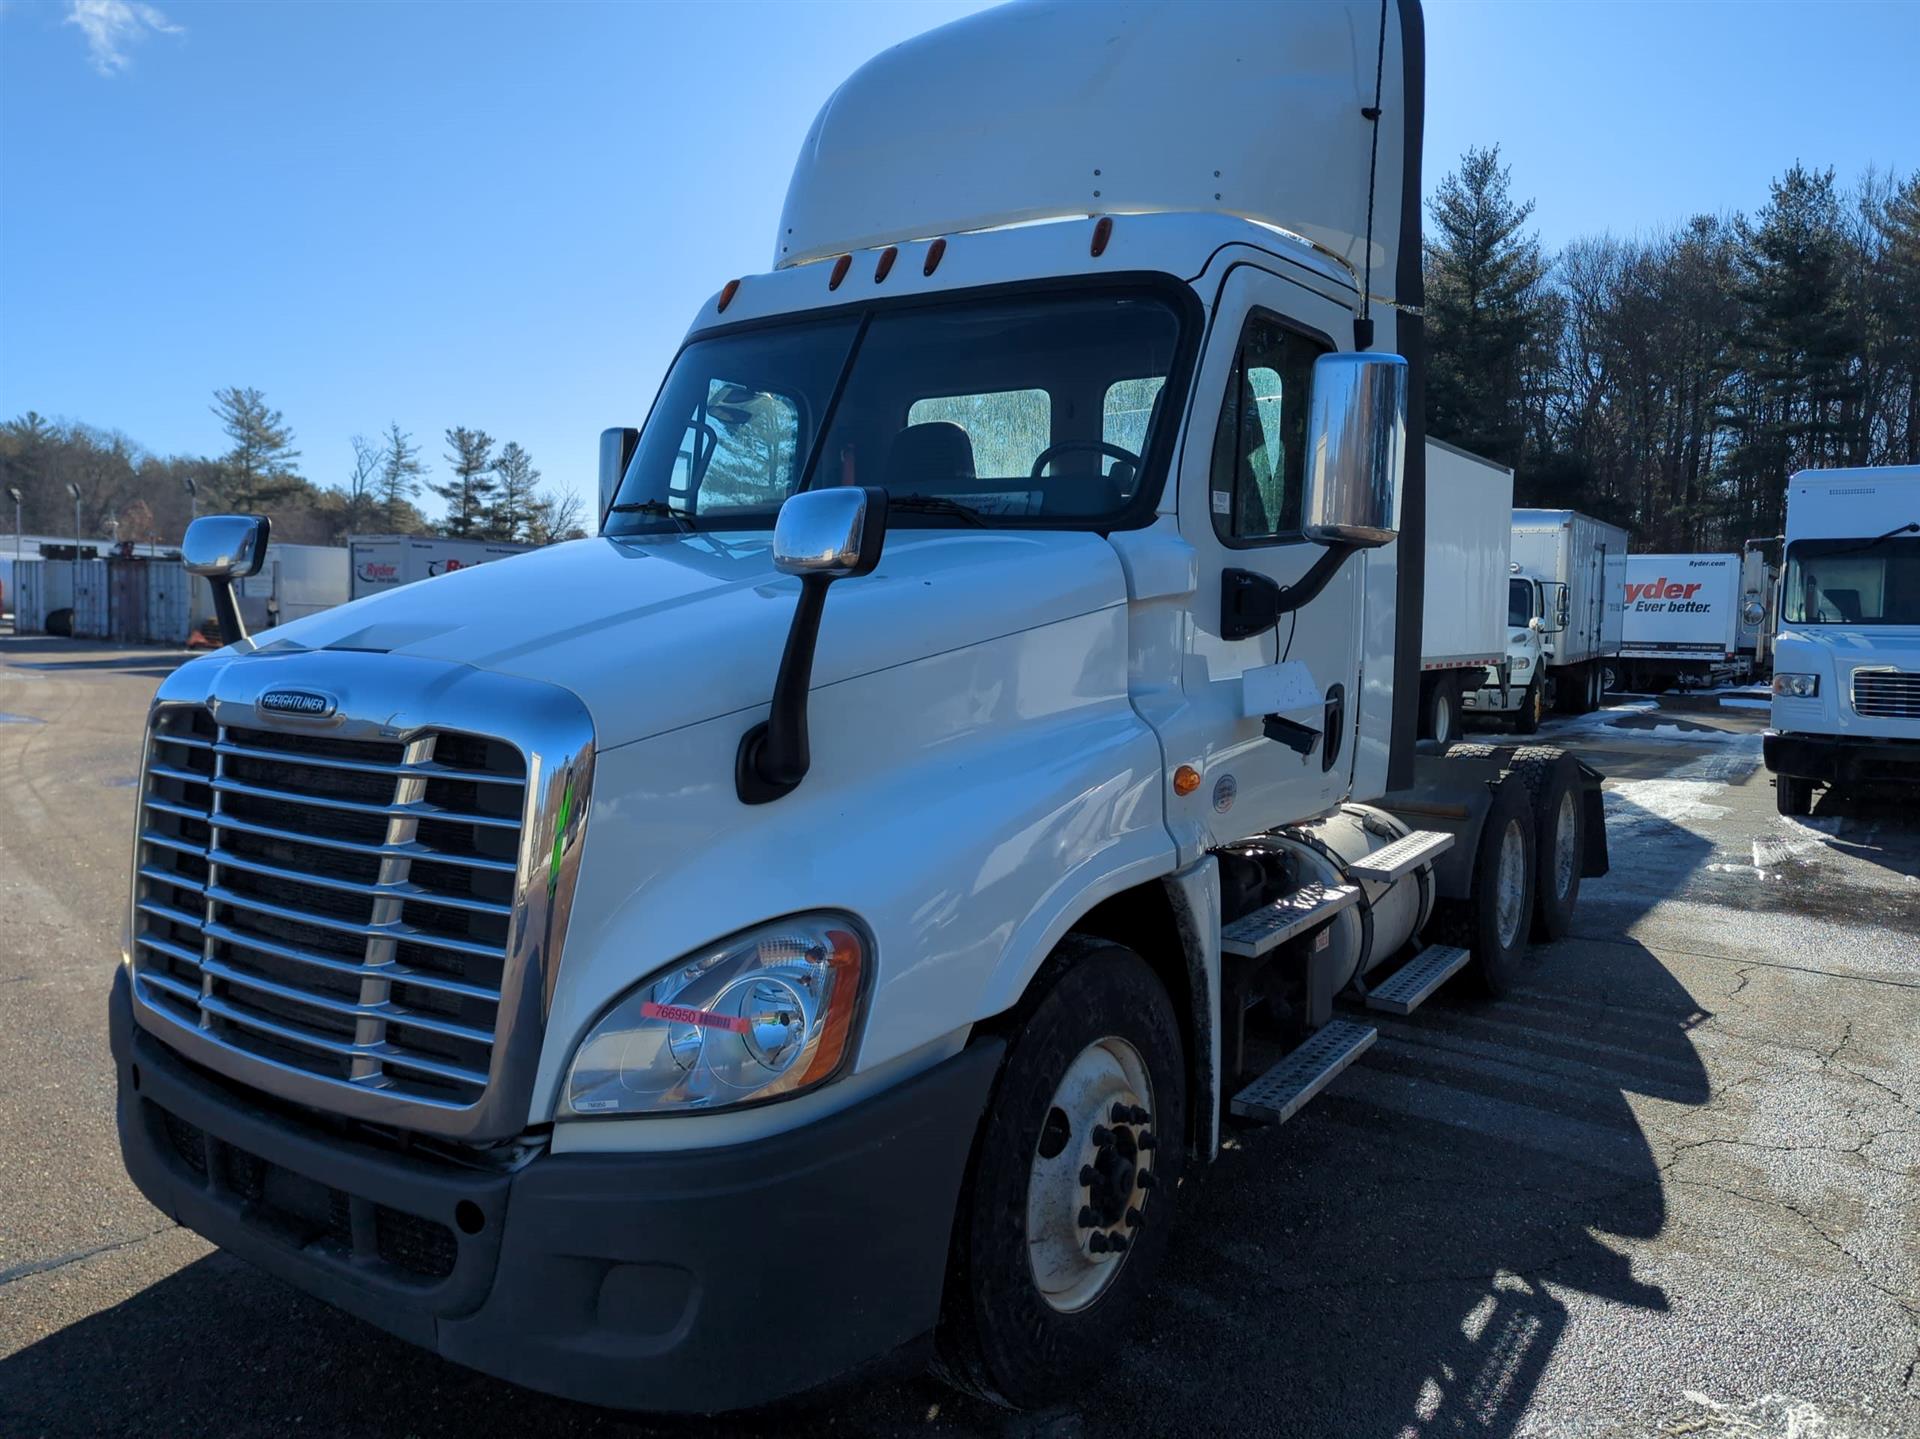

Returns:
1089,1232,1111,1254
1108,1232,1130,1252
1080,1164,1097,1186
1129,1105,1151,1125
1111,1103,1132,1124
1092,1125,1112,1148
1078,1205,1099,1229
1126,1207,1143,1227
1137,1131,1157,1152
1138,1171,1158,1190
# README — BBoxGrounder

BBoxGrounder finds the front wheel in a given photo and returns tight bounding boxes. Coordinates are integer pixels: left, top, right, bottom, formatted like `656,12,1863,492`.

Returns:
1776,775,1814,817
1424,673,1462,744
1514,678,1544,735
936,938,1186,1409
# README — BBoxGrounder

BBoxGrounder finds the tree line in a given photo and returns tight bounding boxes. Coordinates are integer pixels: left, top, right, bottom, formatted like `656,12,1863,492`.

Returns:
1425,149,1920,550
0,389,586,552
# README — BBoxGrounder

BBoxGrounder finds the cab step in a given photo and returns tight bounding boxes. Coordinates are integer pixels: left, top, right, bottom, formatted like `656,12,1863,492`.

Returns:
1229,1019,1377,1123
1220,882,1362,958
1345,828,1453,882
1361,944,1470,1015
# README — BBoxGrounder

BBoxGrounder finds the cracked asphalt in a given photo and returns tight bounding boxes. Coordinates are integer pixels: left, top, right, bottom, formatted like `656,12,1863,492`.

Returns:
1,638,1915,1439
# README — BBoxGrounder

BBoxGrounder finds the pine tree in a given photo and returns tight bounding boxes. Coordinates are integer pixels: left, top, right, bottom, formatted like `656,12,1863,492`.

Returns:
1871,170,1920,462
377,421,426,528
487,441,540,542
433,426,495,537
1423,145,1551,470
210,386,302,511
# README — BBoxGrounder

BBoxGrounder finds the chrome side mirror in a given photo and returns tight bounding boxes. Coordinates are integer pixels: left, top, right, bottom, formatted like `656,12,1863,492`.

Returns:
772,485,888,578
1302,352,1407,549
1742,597,1766,626
598,427,639,530
739,487,891,804
182,514,269,580
183,514,270,644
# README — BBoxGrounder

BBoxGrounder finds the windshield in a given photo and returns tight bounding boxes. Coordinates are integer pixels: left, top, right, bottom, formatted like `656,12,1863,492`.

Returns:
1508,578,1534,628
606,288,1189,536
1783,536,1920,625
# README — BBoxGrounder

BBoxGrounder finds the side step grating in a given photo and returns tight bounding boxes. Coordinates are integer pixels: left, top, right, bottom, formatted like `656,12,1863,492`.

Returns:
1346,829,1453,882
1230,1019,1377,1124
1362,945,1471,1015
1220,882,1361,958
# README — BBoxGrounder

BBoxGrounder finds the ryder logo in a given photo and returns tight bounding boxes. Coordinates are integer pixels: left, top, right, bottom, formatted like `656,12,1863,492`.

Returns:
1626,578,1704,604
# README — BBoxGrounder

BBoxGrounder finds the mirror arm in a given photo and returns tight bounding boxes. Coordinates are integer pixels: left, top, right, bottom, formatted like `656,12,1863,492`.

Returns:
1220,542,1361,641
210,578,248,645
1275,542,1360,616
735,574,832,805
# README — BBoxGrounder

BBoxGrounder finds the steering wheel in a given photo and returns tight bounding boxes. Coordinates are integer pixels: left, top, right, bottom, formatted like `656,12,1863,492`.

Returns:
1027,439,1142,479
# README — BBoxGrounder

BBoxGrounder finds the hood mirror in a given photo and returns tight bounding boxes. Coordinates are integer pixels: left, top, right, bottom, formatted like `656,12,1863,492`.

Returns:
598,427,640,531
738,487,891,805
182,514,270,644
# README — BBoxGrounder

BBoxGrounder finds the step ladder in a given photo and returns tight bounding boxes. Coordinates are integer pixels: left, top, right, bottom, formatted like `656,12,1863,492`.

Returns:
1220,881,1361,958
1360,944,1471,1015
1229,1019,1377,1124
1345,828,1453,882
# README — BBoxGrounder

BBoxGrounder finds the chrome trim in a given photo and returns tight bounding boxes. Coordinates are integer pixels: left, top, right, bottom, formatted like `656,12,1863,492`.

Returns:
126,649,595,1143
1851,667,1920,720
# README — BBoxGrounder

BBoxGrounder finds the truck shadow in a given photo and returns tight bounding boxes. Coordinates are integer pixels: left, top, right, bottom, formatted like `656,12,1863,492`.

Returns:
2,807,1713,1439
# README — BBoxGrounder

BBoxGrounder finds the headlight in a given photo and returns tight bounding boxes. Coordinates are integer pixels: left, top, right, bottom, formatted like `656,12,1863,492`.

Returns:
1772,672,1819,698
1512,656,1532,673
565,913,868,1116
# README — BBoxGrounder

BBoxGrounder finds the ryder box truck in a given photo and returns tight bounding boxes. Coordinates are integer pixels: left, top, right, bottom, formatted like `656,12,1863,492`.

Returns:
113,0,1606,1414
1618,553,1747,690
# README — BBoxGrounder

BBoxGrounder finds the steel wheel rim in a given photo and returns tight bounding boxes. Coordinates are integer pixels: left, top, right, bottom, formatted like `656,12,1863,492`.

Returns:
1495,817,1527,950
1553,790,1578,899
1025,1035,1155,1314
1434,691,1453,744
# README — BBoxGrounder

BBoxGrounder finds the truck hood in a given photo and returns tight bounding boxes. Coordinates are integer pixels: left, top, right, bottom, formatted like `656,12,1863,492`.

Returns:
1777,624,1920,662
242,530,1129,750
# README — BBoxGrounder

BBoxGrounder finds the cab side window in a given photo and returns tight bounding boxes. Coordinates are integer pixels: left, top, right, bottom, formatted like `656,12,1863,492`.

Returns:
1208,314,1322,544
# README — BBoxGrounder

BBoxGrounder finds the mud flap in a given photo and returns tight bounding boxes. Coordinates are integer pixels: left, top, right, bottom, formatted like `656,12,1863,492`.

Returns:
1576,759,1609,878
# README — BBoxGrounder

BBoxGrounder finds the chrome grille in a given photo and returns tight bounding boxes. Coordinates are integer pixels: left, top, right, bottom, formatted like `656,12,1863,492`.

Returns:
131,705,528,1110
1852,669,1920,720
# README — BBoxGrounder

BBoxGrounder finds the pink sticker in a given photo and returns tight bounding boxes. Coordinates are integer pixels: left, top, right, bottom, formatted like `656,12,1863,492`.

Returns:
642,1000,750,1035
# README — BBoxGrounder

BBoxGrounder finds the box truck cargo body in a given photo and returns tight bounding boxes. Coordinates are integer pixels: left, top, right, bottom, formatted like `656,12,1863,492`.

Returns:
1766,465,1920,815
1619,553,1746,689
349,536,533,600
1416,439,1512,743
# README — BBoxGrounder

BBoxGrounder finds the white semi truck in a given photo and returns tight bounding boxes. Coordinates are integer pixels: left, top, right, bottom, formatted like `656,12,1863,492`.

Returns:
1767,465,1920,816
1467,508,1630,729
1618,553,1748,691
1417,439,1512,744
112,1,1607,1413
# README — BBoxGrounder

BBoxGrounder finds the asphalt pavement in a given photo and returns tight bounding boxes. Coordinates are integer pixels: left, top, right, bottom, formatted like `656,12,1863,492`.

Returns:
1,636,1915,1439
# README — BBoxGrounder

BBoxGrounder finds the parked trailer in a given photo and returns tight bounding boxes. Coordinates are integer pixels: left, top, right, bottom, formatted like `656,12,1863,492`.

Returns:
234,544,352,631
116,1,1610,1416
1767,465,1920,815
1467,508,1630,728
1619,554,1747,690
348,535,532,600
1417,439,1512,744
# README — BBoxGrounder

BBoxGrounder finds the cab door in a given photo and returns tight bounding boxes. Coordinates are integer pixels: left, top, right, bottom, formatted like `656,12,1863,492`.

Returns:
1171,264,1363,848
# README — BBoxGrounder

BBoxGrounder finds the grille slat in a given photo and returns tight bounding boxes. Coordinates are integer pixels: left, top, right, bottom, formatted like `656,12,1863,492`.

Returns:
1853,670,1920,720
130,705,525,1110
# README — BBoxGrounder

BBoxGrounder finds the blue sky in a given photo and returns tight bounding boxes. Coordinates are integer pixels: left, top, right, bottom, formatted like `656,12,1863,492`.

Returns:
2,0,1916,523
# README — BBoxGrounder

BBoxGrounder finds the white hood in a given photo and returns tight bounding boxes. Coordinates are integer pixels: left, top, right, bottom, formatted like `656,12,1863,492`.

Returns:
244,530,1129,751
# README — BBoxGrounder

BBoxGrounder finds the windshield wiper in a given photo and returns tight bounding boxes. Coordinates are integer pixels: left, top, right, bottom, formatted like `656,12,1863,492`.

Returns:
888,494,989,527
607,499,694,533
1821,521,1920,556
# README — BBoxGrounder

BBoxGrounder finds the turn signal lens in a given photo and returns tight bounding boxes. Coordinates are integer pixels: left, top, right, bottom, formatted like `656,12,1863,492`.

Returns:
565,915,869,1116
1173,764,1201,796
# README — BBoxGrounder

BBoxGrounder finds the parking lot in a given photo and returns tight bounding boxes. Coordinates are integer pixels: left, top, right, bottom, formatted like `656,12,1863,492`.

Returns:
1,635,1916,1439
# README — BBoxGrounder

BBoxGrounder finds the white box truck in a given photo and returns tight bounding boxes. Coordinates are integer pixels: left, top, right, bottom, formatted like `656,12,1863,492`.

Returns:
1618,553,1746,690
1466,508,1630,729
1766,465,1920,815
349,535,532,600
113,1,1610,1414
1417,439,1512,744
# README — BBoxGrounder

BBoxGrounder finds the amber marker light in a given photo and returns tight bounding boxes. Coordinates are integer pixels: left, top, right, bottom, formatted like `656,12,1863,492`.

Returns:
829,254,852,290
1173,765,1201,796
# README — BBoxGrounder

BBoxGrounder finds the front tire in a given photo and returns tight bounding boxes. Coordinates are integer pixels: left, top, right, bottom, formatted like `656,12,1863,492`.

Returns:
1424,673,1462,744
936,938,1186,1409
1514,678,1544,734
1776,775,1814,817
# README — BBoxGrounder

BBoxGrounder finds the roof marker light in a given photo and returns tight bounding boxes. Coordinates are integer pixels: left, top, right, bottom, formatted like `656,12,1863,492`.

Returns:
717,278,741,313
874,246,898,283
923,238,947,276
1090,216,1113,258
829,255,851,290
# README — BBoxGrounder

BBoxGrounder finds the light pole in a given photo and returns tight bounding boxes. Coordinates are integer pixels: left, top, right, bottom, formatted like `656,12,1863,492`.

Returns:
182,475,198,527
6,485,20,561
65,481,82,614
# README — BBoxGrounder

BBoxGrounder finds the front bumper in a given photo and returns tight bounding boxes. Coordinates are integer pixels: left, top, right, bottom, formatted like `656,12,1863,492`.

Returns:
1764,730,1920,787
111,968,1004,1412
